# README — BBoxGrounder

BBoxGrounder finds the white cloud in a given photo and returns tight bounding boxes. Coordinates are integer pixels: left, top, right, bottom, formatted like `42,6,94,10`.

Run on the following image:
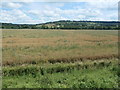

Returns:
2,2,22,8
0,10,15,23
0,1,118,24
1,0,120,2
0,9,34,24
28,10,40,16
87,1,118,10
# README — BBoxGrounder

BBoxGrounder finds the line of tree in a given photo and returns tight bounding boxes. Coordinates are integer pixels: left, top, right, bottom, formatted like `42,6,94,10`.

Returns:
1,20,120,30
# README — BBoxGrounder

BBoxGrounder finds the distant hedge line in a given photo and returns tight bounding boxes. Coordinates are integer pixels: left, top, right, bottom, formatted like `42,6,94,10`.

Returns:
1,20,120,30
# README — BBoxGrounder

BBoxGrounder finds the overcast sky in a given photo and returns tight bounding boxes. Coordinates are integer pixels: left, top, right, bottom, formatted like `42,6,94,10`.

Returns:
0,0,119,24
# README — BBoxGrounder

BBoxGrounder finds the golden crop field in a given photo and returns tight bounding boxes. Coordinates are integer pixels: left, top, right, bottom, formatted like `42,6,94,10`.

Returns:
2,29,118,66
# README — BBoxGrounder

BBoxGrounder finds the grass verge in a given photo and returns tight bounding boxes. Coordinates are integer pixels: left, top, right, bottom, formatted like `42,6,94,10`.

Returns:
2,59,119,88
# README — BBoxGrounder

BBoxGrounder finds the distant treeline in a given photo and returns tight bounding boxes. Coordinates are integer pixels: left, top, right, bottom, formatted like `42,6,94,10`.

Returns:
1,20,120,30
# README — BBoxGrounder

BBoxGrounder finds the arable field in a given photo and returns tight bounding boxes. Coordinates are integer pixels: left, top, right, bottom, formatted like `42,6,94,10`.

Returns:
2,29,119,88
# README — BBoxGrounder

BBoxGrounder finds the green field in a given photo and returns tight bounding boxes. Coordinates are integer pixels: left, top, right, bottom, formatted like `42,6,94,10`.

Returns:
2,29,119,88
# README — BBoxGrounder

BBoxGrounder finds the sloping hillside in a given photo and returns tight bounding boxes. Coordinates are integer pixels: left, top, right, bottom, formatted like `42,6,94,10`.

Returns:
1,20,120,30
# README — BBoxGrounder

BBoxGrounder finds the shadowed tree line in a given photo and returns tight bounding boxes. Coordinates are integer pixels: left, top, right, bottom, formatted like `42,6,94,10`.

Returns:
1,20,120,30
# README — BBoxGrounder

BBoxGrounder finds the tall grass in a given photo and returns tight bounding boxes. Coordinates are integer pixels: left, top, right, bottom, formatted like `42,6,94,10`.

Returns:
2,30,118,66
2,29,119,88
3,60,118,88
